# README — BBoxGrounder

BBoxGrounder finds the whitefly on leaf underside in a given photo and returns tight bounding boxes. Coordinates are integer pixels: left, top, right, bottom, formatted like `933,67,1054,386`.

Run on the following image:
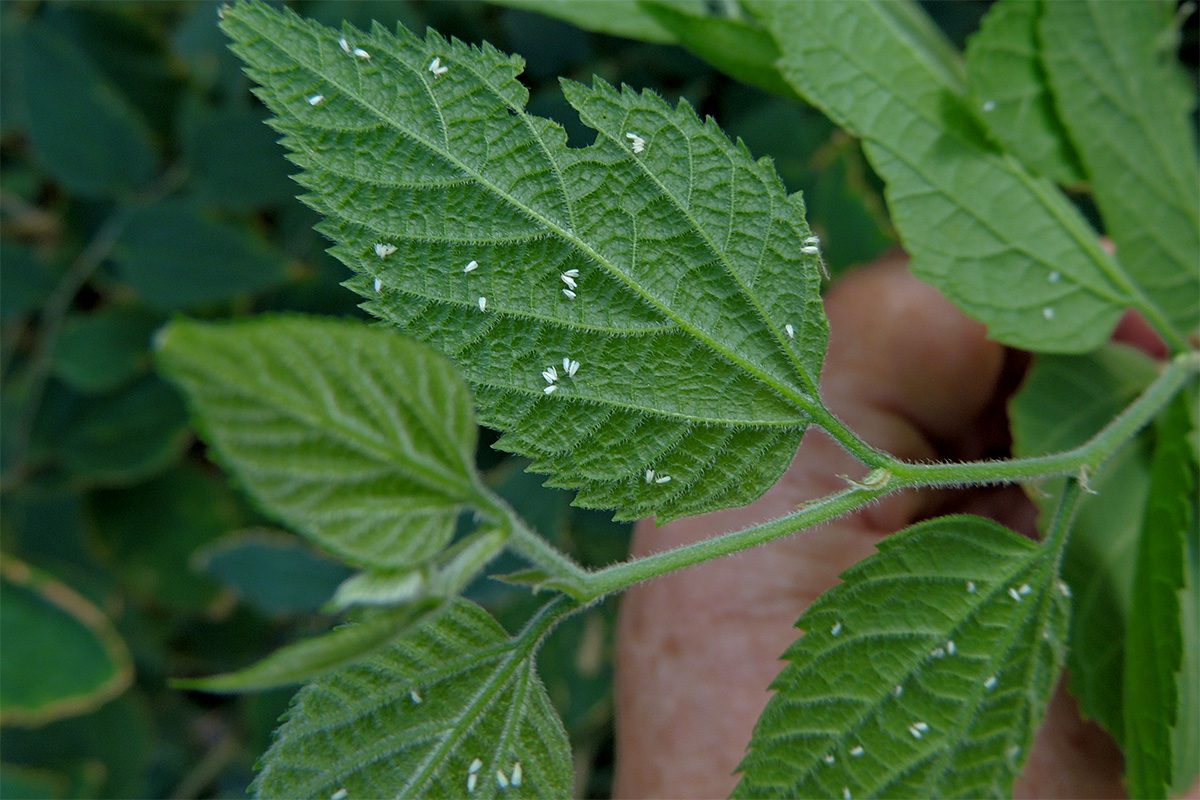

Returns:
222,2,830,521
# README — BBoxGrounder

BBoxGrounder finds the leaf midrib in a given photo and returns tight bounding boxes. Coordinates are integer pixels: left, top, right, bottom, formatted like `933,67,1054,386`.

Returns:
243,12,816,419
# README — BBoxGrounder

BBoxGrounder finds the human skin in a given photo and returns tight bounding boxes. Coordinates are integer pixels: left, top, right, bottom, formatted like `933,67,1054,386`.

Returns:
613,256,1135,799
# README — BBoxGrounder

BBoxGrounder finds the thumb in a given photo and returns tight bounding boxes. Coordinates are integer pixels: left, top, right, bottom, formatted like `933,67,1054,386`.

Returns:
614,256,1010,798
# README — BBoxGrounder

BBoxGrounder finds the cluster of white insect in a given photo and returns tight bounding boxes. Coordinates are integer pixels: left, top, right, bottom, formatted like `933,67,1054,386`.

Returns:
428,56,449,76
644,469,672,485
467,759,522,793
464,259,479,273
1007,583,1033,602
307,94,326,107
626,132,646,154
338,36,370,60
908,721,930,740
830,621,843,637
540,358,579,395
931,645,946,659
800,234,820,255
561,268,579,300
374,243,397,259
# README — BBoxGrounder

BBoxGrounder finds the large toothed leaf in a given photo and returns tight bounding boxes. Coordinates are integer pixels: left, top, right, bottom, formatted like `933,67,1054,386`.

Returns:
1041,0,1200,340
156,315,481,568
253,598,572,800
220,2,827,522
735,515,1068,799
749,0,1173,353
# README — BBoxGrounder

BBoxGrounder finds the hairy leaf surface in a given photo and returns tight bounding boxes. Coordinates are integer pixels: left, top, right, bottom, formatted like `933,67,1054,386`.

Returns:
1010,343,1158,741
253,598,572,800
156,315,480,568
963,0,1083,185
221,2,827,522
750,0,1167,353
1124,395,1197,799
1041,0,1200,341
735,516,1068,799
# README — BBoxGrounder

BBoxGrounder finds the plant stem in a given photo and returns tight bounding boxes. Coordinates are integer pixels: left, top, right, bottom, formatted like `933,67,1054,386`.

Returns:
477,488,591,588
557,348,1199,602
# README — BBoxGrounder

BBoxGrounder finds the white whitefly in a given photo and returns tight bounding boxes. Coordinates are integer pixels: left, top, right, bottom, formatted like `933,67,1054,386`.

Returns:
1008,587,1022,602
982,100,996,112
467,773,478,794
373,277,383,293
409,689,422,704
645,469,655,484
785,323,795,339
1058,580,1072,597
542,365,559,384
429,56,448,76
543,384,558,395
931,646,946,659
307,94,325,106
946,640,956,656
654,474,672,484
626,132,646,154
803,235,820,246
353,47,371,60
1043,307,1055,320
464,260,479,273
469,759,483,774
563,268,579,278
562,288,576,300
1048,270,1061,283
496,770,509,789
374,243,397,259
1007,745,1021,761
478,296,487,312
566,359,580,377
966,580,976,593
801,245,820,255
894,684,903,697
831,621,843,636
1019,583,1032,596
823,753,836,765
843,787,852,800
849,745,864,757
561,273,577,290
339,36,352,54
330,790,348,800
984,675,998,691
511,763,522,787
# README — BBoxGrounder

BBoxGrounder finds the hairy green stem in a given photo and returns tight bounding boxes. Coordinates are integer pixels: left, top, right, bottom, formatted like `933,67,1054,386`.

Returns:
547,348,1199,602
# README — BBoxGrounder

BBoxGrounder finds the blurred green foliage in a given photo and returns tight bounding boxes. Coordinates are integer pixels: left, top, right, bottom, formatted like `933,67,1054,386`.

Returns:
0,1,894,796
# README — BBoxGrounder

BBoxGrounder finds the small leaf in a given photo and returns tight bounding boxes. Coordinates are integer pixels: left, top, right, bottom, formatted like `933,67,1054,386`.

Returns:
253,598,573,800
964,0,1084,184
173,600,444,694
1009,343,1159,741
113,199,290,311
1123,395,1198,799
488,0,702,44
222,3,827,522
51,306,163,395
637,1,796,98
194,529,354,616
0,557,133,726
1041,0,1199,339
750,0,1165,353
735,516,1068,799
156,315,482,568
14,19,156,196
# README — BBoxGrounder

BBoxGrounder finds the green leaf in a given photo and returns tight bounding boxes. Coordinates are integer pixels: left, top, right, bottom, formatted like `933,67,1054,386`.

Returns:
253,598,573,799
963,0,1083,185
636,1,796,98
0,241,58,322
14,19,156,196
51,306,163,395
1175,506,1200,795
194,529,354,616
113,199,290,311
0,557,132,726
221,3,827,522
0,764,69,800
735,515,1068,799
1009,343,1158,741
173,600,444,694
156,315,482,568
487,0,701,44
1123,395,1198,798
750,0,1163,353
1041,0,1199,340
181,99,298,211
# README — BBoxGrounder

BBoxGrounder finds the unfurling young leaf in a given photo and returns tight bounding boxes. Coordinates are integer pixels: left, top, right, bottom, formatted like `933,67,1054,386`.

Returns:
220,1,828,523
156,315,483,569
735,516,1068,799
253,598,573,800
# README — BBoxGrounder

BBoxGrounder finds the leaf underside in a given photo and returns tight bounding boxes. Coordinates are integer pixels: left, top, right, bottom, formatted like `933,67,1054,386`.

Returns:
221,2,828,523
253,598,572,800
735,516,1068,800
750,0,1168,354
156,315,479,568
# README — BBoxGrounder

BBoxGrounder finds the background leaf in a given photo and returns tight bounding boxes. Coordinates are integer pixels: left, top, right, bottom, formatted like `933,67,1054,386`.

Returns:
735,516,1068,799
1041,0,1200,340
0,557,132,726
221,2,827,523
1009,343,1158,743
254,598,572,800
51,306,163,395
749,0,1166,353
963,0,1083,185
156,315,482,568
487,0,701,44
1123,394,1198,799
